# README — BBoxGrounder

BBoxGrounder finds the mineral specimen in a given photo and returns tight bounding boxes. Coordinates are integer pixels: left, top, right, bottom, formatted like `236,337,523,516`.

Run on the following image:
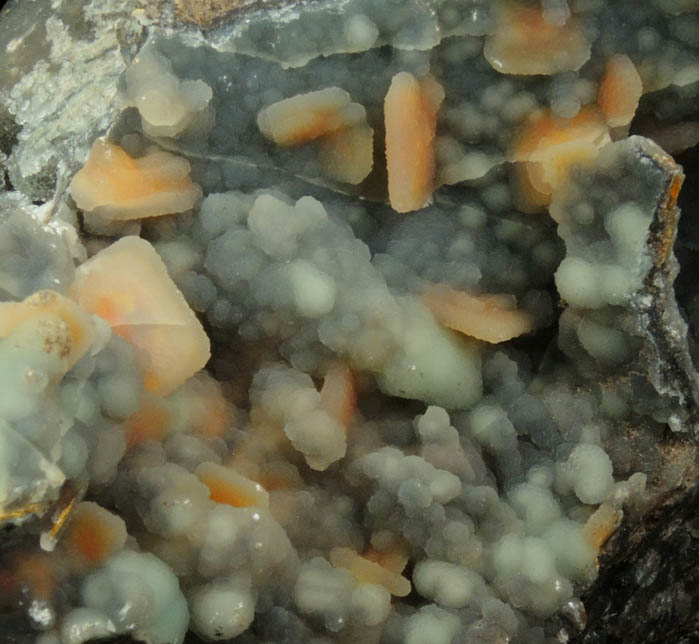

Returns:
0,0,698,643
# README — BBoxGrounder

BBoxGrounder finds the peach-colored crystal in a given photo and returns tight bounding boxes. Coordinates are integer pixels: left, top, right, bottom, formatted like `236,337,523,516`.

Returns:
63,502,127,565
318,125,374,184
597,55,643,128
257,88,366,146
330,547,411,597
583,501,623,553
70,236,210,396
196,461,270,510
385,72,444,213
69,138,201,221
319,361,356,427
485,2,590,75
510,107,610,205
424,284,535,344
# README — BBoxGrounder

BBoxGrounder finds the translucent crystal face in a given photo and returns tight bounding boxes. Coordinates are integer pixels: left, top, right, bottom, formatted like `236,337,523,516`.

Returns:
0,0,698,643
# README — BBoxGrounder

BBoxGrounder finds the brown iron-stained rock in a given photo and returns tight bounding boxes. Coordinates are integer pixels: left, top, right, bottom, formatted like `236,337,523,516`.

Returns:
175,0,248,27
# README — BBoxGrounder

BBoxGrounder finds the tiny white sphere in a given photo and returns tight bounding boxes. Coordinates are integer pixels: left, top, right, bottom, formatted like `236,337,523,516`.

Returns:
190,583,255,641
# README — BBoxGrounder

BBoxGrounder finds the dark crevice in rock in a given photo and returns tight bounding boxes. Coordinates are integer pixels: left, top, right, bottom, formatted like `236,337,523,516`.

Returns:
0,104,21,157
671,141,699,374
574,482,699,644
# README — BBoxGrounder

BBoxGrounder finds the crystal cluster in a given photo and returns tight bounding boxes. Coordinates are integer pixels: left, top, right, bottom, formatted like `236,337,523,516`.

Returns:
0,0,697,643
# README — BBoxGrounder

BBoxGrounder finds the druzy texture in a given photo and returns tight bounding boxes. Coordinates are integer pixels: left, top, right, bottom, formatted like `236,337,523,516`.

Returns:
0,1,698,644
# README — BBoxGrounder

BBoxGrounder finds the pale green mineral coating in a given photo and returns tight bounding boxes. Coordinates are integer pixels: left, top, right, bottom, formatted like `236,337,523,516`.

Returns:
0,0,698,643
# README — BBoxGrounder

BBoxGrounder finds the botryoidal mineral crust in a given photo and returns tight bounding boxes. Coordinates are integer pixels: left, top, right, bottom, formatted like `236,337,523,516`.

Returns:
0,0,698,644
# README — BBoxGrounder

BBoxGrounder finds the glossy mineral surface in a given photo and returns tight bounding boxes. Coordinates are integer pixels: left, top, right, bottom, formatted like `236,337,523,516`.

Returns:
0,1,698,643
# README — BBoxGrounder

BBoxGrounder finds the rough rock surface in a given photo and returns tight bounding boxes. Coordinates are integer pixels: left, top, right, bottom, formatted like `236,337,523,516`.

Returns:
0,1,698,643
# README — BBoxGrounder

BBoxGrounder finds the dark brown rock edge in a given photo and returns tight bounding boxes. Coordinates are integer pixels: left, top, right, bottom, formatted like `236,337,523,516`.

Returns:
574,481,699,644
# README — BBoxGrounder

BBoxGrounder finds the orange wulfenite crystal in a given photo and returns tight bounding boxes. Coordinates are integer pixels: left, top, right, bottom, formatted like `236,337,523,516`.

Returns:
583,502,623,554
318,125,374,184
63,502,127,566
384,72,444,213
597,54,643,128
319,361,357,427
330,547,411,597
257,87,366,146
70,236,210,396
123,396,172,450
424,284,535,343
196,462,270,509
484,2,590,75
510,107,610,207
69,138,201,221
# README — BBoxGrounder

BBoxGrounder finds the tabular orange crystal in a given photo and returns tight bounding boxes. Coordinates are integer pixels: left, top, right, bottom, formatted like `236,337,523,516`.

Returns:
510,107,610,206
512,107,608,162
318,125,374,184
70,236,210,396
69,138,201,221
319,361,356,427
63,502,127,566
196,461,270,510
330,547,411,597
597,55,643,128
583,502,622,554
384,72,444,213
257,87,366,146
424,284,535,344
484,2,590,75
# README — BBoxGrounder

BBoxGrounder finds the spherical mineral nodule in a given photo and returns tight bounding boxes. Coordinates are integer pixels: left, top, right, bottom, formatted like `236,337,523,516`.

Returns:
189,581,255,642
2,1,691,642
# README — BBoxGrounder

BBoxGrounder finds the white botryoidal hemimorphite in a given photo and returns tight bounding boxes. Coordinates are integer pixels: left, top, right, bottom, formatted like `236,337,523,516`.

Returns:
124,46,214,138
250,362,347,471
80,550,190,644
188,577,255,642
555,443,614,504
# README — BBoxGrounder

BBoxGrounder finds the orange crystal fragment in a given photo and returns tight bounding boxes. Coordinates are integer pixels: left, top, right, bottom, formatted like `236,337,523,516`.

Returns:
330,547,411,597
597,54,643,128
257,88,366,146
63,502,127,565
196,461,270,509
424,284,535,343
485,2,590,75
510,107,610,205
318,125,374,184
69,138,201,221
70,236,210,396
319,361,357,427
384,72,444,213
